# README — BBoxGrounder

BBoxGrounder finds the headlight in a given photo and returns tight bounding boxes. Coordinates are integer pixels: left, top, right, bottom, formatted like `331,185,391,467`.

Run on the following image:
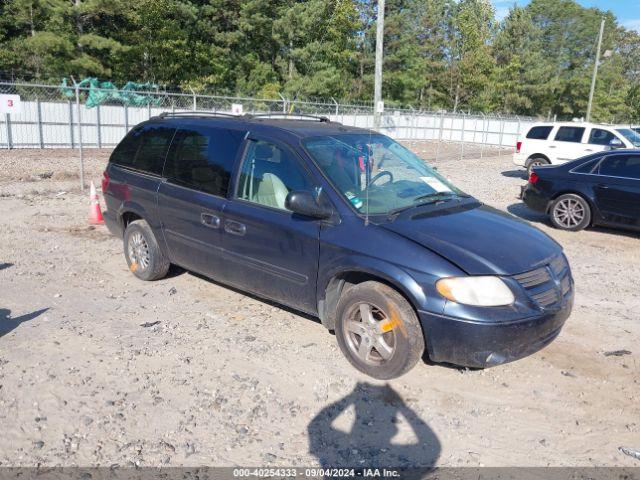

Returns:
436,276,515,307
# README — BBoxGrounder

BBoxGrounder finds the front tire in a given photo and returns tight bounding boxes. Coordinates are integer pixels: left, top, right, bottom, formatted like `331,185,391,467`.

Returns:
335,281,425,380
549,193,591,231
123,219,170,280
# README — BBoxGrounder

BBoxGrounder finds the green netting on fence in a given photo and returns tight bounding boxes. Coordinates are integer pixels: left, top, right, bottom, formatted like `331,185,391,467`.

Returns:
60,78,161,108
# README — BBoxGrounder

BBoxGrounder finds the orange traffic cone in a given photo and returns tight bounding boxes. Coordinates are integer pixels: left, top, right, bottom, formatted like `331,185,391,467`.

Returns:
89,181,104,225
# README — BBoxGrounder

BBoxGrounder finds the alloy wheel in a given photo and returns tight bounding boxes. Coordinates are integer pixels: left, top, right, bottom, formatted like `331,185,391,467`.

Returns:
343,302,397,366
127,231,150,271
553,198,585,229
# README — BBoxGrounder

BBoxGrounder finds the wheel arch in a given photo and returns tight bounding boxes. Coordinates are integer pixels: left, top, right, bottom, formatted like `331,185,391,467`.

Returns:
117,201,153,237
317,264,426,332
527,154,550,164
547,189,597,218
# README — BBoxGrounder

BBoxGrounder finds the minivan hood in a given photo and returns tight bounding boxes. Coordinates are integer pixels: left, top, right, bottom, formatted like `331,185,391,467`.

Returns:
380,204,561,275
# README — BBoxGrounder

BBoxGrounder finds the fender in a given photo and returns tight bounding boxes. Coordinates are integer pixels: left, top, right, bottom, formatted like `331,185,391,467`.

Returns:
320,256,428,307
316,254,446,331
118,200,155,227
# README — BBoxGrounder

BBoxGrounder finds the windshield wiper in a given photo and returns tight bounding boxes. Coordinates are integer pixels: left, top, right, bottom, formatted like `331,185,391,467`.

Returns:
411,191,467,203
386,192,468,219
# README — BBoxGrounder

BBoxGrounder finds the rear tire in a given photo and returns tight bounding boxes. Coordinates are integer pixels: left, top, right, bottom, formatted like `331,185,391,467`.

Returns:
334,281,425,379
549,193,591,231
123,219,170,280
526,157,549,175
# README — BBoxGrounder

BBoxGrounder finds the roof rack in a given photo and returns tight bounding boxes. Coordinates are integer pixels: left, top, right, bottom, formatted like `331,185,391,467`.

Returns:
245,112,333,123
157,111,238,119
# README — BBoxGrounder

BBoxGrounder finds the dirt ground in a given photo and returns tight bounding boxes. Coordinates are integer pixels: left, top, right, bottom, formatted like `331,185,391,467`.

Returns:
0,142,638,468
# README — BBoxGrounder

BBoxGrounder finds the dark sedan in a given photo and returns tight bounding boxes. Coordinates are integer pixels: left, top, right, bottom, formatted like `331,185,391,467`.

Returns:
522,150,640,231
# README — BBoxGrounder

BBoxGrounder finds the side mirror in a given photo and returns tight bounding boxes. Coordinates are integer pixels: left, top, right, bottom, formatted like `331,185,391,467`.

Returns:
285,190,333,219
609,137,624,149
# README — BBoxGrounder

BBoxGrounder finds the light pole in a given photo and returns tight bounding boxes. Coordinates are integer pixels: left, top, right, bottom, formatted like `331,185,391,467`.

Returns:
586,18,605,123
373,0,385,130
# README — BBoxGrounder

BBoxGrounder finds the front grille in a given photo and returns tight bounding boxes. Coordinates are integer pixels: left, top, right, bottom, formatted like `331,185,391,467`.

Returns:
513,255,572,309
532,288,559,307
514,267,551,288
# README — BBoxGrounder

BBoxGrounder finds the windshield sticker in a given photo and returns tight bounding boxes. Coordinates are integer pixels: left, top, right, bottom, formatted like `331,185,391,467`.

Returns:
420,176,452,193
345,191,364,209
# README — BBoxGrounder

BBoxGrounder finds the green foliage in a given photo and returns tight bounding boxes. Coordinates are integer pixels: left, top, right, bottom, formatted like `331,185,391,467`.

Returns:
0,0,639,121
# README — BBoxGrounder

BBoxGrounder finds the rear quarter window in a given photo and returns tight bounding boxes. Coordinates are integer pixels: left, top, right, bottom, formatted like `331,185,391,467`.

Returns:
526,126,553,140
110,124,175,175
572,158,599,173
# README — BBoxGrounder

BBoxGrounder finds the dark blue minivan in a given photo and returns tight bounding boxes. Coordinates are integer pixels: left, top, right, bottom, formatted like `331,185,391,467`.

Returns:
103,113,574,379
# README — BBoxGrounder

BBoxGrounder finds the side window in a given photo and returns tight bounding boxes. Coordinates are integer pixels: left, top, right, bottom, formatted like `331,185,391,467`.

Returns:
110,128,143,168
573,158,599,173
236,139,315,210
555,127,585,143
134,125,176,175
588,128,616,146
526,126,553,140
598,155,640,179
164,127,244,196
109,125,174,176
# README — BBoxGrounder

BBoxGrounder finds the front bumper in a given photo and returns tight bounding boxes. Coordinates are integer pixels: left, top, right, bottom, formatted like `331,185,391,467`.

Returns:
418,295,572,368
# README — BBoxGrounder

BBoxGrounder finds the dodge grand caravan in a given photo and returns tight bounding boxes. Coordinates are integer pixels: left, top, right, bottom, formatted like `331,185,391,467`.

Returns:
103,112,574,379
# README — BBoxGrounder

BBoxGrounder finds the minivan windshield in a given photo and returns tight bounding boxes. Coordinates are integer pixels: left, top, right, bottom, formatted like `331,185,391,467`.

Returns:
616,128,640,147
303,133,466,215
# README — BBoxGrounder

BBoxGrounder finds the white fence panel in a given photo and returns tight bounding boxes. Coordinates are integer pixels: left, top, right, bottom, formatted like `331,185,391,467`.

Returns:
0,81,542,150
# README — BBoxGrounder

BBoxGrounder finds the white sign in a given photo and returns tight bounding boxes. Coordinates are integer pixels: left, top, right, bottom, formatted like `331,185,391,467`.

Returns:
0,94,22,114
231,103,243,115
375,100,384,114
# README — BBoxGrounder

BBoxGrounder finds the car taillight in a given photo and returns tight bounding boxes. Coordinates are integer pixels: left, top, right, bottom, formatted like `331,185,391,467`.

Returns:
516,141,522,153
529,172,539,184
101,170,110,193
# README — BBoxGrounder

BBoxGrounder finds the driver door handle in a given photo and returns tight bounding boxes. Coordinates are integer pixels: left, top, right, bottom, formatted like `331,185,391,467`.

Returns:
224,220,246,236
597,183,610,189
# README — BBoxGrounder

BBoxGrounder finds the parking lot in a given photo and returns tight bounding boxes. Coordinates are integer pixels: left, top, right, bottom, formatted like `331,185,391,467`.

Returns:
0,142,638,467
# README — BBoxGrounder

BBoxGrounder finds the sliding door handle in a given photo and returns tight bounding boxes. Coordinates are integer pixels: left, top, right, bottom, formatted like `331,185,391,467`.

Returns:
224,220,246,236
201,213,220,228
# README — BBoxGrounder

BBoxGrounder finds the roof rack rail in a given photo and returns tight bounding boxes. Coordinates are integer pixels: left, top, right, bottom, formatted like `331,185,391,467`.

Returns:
157,111,238,119
245,112,334,123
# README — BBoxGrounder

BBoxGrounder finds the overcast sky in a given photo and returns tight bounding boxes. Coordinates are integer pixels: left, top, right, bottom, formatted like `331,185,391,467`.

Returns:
492,0,640,32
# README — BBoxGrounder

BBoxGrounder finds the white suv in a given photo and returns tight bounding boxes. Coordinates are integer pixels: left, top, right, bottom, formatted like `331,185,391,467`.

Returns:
513,122,640,174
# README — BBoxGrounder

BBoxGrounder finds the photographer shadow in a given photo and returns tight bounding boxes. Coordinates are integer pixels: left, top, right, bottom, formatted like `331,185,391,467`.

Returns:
0,307,49,337
308,382,440,475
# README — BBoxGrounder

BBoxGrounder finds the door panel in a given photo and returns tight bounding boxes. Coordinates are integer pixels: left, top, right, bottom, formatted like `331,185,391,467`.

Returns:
595,180,640,227
583,127,614,156
158,182,225,275
157,125,245,276
221,202,320,311
221,137,321,313
551,126,586,163
594,155,640,227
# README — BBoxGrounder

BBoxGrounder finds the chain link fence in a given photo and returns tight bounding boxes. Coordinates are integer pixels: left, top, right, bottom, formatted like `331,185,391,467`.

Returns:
0,81,536,150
